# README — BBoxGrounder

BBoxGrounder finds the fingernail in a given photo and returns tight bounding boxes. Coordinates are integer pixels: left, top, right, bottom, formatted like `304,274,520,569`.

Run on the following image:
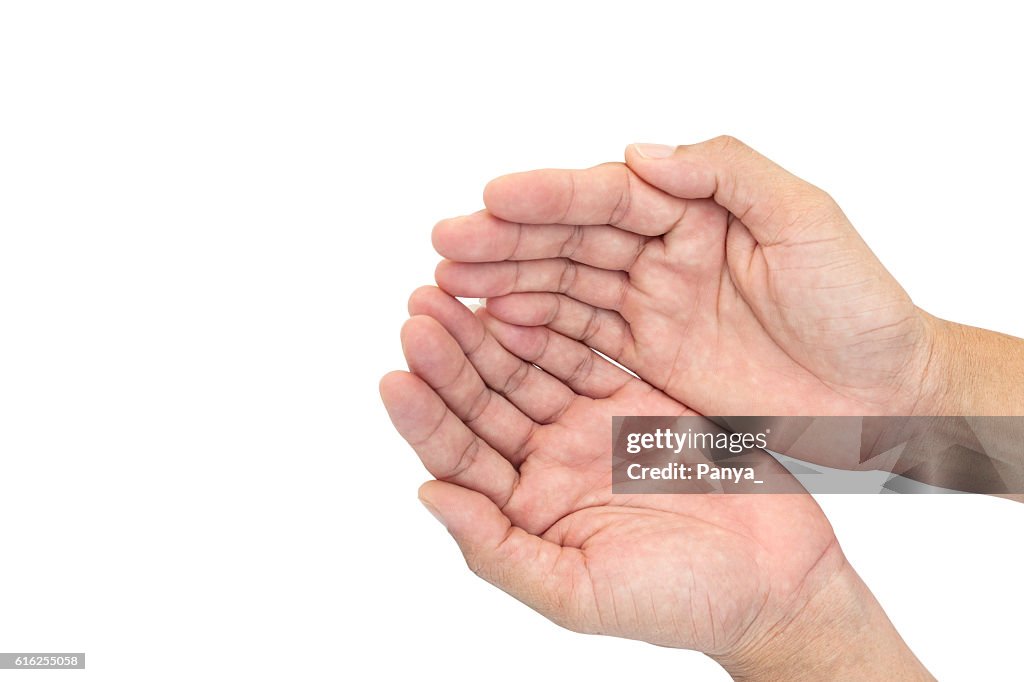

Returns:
632,143,675,159
419,498,448,529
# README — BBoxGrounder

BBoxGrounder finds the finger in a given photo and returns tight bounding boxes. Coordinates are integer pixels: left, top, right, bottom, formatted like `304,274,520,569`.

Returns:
481,314,634,399
483,162,689,237
408,286,577,431
418,479,588,631
435,258,631,312
380,371,518,507
401,314,533,461
625,137,846,245
483,292,635,367
432,210,650,271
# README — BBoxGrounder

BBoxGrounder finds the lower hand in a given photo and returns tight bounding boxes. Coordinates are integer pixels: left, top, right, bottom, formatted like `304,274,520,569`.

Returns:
380,287,932,679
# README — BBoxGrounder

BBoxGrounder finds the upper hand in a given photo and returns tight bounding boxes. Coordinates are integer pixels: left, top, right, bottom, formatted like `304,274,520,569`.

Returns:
431,136,945,417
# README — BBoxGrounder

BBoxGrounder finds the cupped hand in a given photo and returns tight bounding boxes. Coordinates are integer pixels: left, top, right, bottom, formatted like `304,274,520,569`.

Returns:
380,286,843,657
431,136,946,418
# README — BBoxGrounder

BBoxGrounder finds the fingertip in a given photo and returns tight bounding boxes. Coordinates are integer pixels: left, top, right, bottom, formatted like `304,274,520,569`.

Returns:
400,314,452,371
624,142,716,203
407,284,442,316
477,294,510,321
477,306,511,329
627,142,677,160
430,218,452,255
432,214,481,258
379,370,426,423
381,367,448,430
433,259,456,290
483,170,562,223
407,283,486,353
417,479,446,507
482,175,510,213
379,369,412,401
434,259,483,298
409,284,465,320
417,479,509,544
622,143,638,164
399,313,435,346
481,293,549,326
480,312,545,356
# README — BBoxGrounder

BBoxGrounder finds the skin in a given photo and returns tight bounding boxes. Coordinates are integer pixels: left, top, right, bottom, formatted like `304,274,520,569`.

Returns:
431,137,1024,419
380,286,932,680
382,137,1024,677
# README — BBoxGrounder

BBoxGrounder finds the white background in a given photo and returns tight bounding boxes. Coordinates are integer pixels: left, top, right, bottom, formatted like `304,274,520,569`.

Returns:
1,2,1022,680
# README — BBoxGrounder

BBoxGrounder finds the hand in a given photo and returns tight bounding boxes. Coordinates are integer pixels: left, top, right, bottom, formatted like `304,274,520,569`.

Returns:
380,287,931,679
431,136,949,418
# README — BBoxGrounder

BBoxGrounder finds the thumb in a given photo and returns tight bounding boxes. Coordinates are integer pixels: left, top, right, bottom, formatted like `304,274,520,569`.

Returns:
625,136,845,245
417,480,584,628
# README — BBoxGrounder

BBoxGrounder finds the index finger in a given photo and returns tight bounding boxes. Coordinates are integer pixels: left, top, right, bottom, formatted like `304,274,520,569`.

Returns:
483,162,690,236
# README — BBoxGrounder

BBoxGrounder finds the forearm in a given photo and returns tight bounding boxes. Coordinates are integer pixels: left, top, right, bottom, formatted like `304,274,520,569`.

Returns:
919,314,1024,499
713,560,934,681
926,313,1024,417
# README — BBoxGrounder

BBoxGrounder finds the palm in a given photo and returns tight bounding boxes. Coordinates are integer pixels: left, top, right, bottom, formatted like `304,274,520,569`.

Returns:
515,396,838,652
433,161,934,417
381,286,840,653
625,197,930,414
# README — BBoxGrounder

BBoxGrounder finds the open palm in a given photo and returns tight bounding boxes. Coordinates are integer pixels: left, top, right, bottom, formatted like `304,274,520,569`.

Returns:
431,137,941,418
381,286,842,655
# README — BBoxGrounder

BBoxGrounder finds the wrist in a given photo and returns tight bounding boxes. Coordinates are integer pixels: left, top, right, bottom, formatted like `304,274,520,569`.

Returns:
916,311,1024,416
713,559,933,681
913,311,963,416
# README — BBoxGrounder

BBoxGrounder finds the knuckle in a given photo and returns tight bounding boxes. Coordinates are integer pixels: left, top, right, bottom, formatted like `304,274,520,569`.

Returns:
448,437,479,479
816,188,843,216
544,293,562,325
614,274,630,310
580,307,603,342
464,383,492,423
797,186,841,223
710,134,746,153
557,260,578,294
500,362,531,397
540,394,574,424
464,553,489,579
559,224,584,259
566,351,594,387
